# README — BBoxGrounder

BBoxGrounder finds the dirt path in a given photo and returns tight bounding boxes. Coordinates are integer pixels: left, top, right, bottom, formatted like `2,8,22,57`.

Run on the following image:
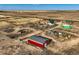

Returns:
18,30,42,39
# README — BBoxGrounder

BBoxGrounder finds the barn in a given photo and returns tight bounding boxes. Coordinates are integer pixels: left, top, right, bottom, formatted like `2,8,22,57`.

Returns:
19,35,51,48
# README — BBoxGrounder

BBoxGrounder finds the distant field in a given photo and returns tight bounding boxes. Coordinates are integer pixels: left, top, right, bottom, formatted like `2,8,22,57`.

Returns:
0,10,79,21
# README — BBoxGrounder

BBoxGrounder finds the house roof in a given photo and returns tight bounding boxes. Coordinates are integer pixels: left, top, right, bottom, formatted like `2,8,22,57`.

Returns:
28,35,49,44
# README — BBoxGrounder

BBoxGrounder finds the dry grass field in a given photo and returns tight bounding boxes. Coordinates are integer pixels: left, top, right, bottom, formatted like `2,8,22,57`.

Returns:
0,10,79,55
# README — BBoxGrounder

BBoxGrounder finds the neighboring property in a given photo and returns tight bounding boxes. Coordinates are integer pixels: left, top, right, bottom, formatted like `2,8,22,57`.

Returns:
61,20,73,29
48,19,56,25
19,35,51,48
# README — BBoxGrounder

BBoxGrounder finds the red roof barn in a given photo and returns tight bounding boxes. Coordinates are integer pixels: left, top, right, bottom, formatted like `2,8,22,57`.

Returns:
19,35,51,48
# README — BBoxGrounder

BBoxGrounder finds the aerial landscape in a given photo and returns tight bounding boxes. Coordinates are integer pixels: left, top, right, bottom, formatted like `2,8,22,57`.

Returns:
0,4,79,55
0,10,79,55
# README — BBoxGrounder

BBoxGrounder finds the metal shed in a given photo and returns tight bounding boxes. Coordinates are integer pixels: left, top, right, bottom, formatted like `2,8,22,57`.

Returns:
20,35,51,48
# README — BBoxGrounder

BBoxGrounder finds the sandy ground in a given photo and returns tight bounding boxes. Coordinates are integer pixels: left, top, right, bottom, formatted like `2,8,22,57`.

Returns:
0,39,44,55
47,37,79,54
0,11,79,55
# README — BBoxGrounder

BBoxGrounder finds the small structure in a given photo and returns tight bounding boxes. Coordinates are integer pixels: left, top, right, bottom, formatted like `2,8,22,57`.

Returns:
48,19,55,25
62,24,73,29
19,35,51,48
61,20,73,29
49,19,55,23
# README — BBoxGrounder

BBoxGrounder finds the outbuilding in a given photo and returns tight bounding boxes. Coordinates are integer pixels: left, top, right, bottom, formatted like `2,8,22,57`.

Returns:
19,35,51,48
61,20,73,29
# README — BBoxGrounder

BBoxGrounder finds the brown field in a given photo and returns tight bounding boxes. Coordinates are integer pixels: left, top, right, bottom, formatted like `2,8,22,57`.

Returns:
0,10,79,55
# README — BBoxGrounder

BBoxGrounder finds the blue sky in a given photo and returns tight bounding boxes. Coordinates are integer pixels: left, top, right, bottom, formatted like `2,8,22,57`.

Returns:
0,4,79,10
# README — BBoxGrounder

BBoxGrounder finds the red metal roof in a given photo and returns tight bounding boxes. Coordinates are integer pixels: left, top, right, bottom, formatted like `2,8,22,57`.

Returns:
28,40,44,48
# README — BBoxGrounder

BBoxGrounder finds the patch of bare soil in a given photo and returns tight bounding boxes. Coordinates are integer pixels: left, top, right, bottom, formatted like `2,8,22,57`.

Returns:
47,38,79,55
62,44,79,55
0,39,56,55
